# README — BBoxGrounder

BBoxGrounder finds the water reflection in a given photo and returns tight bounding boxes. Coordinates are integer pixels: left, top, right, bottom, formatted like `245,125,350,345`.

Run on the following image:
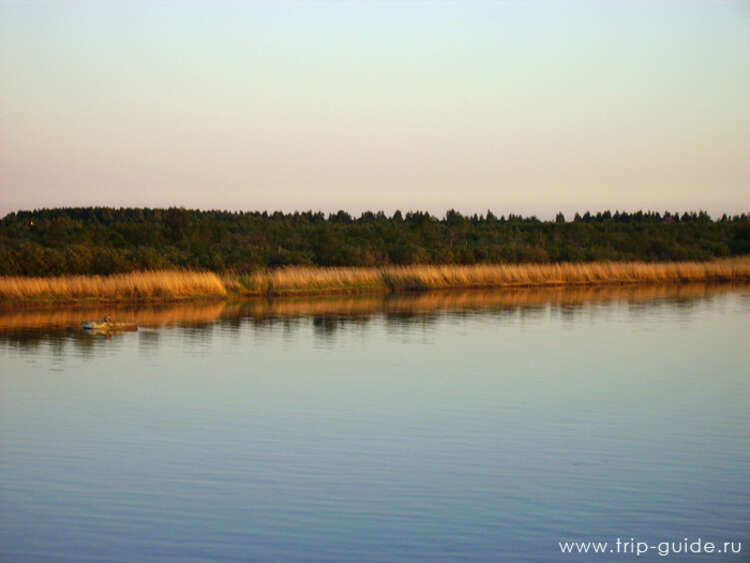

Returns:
2,283,748,562
0,283,746,350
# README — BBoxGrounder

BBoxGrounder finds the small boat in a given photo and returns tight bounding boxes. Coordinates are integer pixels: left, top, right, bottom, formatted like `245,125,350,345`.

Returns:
81,317,138,332
81,320,109,330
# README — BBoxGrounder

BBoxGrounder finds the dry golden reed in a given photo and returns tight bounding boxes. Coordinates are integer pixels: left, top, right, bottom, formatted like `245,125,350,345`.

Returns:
377,259,750,291
0,270,226,301
233,258,750,295
227,266,383,294
1,259,749,302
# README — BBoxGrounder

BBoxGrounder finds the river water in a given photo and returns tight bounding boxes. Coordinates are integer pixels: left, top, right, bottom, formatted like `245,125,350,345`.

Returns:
1,285,748,561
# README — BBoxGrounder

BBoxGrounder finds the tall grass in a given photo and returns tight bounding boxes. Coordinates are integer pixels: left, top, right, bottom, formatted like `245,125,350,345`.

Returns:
1,259,749,302
232,258,750,295
226,267,383,295
377,259,750,291
0,271,226,301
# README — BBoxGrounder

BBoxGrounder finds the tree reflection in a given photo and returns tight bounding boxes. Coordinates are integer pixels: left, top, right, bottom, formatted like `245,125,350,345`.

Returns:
0,283,744,349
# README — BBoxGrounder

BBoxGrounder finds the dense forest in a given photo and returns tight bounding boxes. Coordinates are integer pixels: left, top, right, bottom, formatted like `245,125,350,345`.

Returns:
1,207,748,276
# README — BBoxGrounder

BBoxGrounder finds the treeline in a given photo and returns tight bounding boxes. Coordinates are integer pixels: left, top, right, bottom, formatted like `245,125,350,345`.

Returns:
1,207,748,276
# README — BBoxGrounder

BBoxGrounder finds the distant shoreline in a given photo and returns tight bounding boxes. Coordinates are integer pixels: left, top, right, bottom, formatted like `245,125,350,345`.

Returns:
1,259,749,304
3,208,749,278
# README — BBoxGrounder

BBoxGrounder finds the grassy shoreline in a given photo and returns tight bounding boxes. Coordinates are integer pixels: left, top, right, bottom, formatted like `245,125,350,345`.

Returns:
1,259,749,303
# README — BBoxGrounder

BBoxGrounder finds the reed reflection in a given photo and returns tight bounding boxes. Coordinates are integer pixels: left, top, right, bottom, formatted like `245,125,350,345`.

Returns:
0,283,746,349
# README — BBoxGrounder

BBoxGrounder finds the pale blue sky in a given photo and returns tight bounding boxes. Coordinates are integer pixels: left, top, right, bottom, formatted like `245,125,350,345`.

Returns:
1,1,748,218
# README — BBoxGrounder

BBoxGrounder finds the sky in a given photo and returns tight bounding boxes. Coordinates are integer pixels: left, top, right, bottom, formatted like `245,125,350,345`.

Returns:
1,0,748,219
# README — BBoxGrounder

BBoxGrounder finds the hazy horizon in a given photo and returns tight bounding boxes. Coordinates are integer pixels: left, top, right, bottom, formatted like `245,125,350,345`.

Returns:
1,204,745,223
1,1,748,218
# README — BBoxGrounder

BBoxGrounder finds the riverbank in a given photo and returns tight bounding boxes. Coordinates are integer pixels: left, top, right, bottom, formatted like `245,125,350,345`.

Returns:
1,259,749,303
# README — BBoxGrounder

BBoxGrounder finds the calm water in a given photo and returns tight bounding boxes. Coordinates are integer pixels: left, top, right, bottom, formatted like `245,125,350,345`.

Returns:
1,286,749,561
